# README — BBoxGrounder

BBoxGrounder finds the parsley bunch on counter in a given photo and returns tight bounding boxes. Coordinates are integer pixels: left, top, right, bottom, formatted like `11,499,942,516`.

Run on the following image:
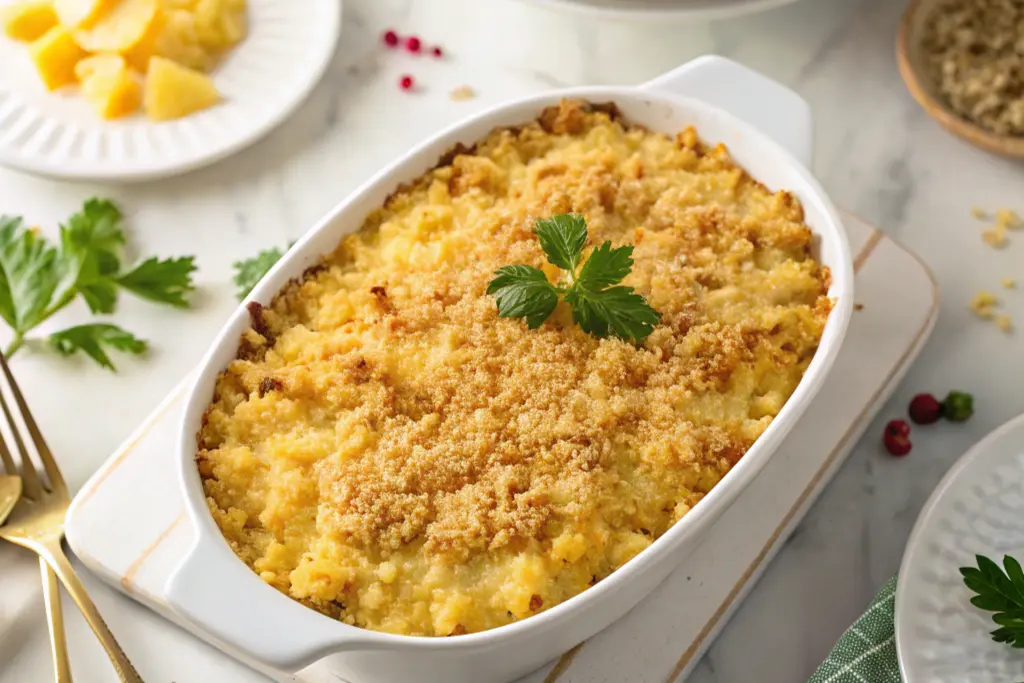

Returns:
487,213,660,341
232,246,286,300
0,199,196,370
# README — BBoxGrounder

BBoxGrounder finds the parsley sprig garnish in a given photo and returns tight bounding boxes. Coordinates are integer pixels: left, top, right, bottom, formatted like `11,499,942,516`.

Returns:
487,213,659,341
232,245,287,300
961,554,1024,648
0,199,196,370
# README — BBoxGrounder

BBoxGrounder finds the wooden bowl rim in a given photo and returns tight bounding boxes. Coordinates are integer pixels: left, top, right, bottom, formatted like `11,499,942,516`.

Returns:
896,0,1024,159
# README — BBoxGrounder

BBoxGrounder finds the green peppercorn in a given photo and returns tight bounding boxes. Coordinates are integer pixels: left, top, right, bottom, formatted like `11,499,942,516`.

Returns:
942,391,974,422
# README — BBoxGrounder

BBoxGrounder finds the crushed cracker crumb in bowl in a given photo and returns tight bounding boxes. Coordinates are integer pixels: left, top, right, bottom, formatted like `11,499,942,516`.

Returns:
165,56,853,683
898,0,1024,158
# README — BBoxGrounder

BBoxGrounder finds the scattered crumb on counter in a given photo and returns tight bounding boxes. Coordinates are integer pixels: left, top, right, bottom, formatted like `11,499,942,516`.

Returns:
449,85,475,101
1002,278,1016,289
974,206,1021,248
997,315,1013,333
854,303,864,311
996,208,1022,230
982,228,1008,248
970,290,998,320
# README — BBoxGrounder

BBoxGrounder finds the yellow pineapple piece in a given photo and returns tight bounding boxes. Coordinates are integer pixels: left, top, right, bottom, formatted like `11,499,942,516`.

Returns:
3,1,58,41
53,0,112,28
143,55,219,120
73,0,158,53
120,5,162,69
29,25,86,90
193,0,244,49
73,50,123,79
77,53,140,118
125,7,208,71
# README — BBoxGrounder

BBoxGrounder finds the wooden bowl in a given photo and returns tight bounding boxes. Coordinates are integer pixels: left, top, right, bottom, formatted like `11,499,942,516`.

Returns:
897,0,1024,159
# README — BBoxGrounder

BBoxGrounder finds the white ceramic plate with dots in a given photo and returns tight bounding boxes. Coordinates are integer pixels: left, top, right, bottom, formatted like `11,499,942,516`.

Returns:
0,0,341,182
515,0,801,22
896,412,1024,683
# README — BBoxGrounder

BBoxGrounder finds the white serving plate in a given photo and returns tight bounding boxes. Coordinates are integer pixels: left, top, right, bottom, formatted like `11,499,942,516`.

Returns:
0,0,341,182
164,55,854,683
516,0,802,22
897,413,1024,682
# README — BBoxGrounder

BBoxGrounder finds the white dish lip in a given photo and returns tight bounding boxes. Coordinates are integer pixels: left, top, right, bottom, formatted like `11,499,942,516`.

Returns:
895,411,1024,680
514,0,801,22
0,0,342,182
166,56,853,669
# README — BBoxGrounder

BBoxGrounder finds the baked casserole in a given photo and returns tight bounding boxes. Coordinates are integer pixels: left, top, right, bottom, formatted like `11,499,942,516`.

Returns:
198,100,832,637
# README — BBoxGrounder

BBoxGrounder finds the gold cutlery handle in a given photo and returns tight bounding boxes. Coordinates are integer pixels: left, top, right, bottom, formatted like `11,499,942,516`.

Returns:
40,542,145,683
41,557,74,682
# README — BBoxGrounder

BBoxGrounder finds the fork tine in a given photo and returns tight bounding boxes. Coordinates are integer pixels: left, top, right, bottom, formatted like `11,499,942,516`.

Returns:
0,351,64,495
0,381,43,500
0,428,16,477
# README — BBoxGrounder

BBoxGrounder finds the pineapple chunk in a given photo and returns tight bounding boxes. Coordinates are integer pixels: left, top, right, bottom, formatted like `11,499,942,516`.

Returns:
193,0,243,49
29,25,86,90
120,5,161,69
73,0,158,53
77,53,140,118
125,8,209,72
3,1,58,41
73,51,122,80
53,0,112,28
143,55,218,120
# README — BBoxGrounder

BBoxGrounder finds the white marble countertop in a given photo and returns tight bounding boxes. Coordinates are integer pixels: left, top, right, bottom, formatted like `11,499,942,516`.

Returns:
2,0,1024,681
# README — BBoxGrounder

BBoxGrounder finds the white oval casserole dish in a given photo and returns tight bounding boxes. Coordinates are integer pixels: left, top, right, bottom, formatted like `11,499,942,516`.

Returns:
167,55,854,683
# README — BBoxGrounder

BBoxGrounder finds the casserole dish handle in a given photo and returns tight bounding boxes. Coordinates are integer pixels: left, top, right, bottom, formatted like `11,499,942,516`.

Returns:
166,520,380,673
641,55,814,168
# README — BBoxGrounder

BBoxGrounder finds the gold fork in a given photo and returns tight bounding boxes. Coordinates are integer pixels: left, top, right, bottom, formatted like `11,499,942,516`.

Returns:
0,352,144,683
0,475,21,523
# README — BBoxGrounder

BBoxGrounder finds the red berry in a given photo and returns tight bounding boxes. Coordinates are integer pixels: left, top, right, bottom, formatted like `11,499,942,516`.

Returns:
382,30,399,47
431,45,443,58
405,36,422,53
883,419,912,456
908,393,942,424
399,75,414,91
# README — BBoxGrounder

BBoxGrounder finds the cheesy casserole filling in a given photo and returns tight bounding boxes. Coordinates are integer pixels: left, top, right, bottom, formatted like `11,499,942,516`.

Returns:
198,100,832,636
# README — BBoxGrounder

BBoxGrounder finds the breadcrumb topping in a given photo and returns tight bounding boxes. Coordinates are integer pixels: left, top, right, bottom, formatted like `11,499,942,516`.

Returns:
923,0,1024,136
198,101,831,636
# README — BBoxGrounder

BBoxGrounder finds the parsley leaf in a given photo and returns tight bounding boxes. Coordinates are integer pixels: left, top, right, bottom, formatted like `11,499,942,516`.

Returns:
962,554,1024,649
116,256,197,308
0,215,61,334
488,213,660,341
233,246,286,300
486,265,559,329
49,324,147,371
566,285,661,340
0,198,197,369
57,199,126,313
534,213,588,272
576,241,635,290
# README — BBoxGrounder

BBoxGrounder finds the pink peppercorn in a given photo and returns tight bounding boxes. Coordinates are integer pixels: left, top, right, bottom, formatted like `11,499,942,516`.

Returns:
382,30,399,47
431,45,443,58
405,36,422,53
399,75,415,91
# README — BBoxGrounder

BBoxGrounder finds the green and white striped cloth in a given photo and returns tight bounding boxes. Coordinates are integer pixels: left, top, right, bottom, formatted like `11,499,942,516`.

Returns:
808,577,901,683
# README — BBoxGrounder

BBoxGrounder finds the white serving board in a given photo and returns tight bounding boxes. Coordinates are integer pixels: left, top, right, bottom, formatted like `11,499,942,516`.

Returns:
65,212,937,683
